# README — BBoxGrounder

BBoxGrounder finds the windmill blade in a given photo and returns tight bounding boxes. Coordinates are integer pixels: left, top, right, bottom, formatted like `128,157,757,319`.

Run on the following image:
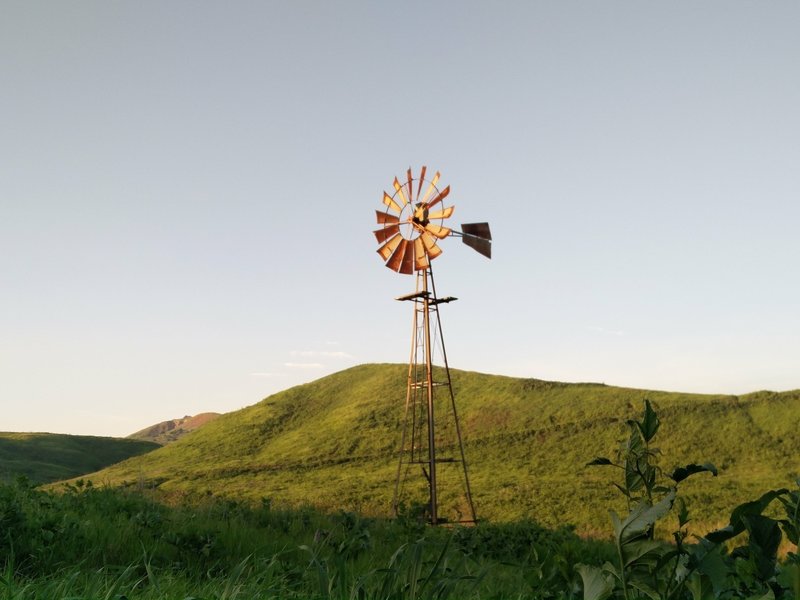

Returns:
413,237,430,270
416,165,427,200
386,238,410,272
425,185,450,210
374,224,399,244
428,205,454,220
376,210,400,225
377,232,403,261
393,178,409,208
383,192,402,214
425,222,451,240
421,231,443,260
399,241,415,274
406,168,414,204
420,171,440,204
461,222,492,240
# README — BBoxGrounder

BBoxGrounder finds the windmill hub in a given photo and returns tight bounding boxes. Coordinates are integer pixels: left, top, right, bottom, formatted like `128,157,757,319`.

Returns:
412,203,430,228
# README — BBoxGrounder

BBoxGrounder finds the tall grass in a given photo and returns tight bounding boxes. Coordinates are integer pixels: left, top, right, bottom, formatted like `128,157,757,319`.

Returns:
4,475,797,598
1,477,599,599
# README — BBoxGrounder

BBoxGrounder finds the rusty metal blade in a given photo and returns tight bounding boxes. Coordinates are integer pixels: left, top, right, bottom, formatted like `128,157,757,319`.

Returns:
383,191,401,214
460,222,492,240
425,222,451,239
406,168,414,204
425,185,450,209
462,234,492,259
399,240,415,274
386,238,409,272
377,232,402,261
414,237,429,270
417,165,427,200
374,224,399,244
428,205,454,220
421,231,443,260
393,177,409,208
420,171,440,204
376,210,400,225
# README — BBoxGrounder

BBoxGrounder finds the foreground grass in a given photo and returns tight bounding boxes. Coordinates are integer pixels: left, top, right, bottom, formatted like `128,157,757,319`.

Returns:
0,479,607,599
3,476,799,599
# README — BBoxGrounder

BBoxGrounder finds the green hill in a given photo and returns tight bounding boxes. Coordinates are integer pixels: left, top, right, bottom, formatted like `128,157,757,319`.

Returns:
75,364,800,535
0,433,159,485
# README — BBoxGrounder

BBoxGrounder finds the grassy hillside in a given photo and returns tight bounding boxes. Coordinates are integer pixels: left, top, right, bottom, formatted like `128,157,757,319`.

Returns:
77,363,800,535
128,412,220,445
0,433,158,485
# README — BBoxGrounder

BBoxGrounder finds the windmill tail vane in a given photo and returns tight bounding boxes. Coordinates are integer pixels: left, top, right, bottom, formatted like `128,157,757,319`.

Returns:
454,222,492,259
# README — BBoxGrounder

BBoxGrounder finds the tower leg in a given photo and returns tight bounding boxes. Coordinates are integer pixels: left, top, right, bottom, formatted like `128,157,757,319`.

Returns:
421,269,438,525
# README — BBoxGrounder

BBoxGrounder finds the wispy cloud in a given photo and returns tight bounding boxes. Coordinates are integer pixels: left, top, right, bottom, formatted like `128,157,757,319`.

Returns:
253,345,354,379
290,350,354,359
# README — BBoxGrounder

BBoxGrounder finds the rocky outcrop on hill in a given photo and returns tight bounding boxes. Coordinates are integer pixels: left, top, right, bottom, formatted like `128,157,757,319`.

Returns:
128,413,220,445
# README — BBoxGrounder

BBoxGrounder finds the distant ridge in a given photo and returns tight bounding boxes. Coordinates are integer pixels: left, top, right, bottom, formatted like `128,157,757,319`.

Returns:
0,433,158,485
128,413,220,445
71,364,800,535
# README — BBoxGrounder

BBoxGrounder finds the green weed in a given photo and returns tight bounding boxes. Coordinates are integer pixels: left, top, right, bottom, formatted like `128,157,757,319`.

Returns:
579,399,800,600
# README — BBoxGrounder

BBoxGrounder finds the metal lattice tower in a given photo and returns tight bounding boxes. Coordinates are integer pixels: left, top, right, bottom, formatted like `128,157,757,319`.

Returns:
393,267,476,524
373,166,491,525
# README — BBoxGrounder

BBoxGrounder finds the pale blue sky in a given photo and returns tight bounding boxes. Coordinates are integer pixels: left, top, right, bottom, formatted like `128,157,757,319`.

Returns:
2,2,799,437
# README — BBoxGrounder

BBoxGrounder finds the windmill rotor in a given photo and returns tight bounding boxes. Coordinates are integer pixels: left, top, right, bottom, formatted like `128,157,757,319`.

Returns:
374,166,491,274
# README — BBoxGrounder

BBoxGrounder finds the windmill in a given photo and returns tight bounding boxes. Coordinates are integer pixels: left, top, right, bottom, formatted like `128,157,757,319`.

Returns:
374,166,491,525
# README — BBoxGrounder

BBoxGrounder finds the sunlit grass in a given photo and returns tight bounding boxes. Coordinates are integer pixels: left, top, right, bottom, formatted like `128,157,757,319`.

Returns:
53,363,800,535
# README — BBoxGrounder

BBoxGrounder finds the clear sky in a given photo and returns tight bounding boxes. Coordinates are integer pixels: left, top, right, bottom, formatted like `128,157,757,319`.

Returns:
2,2,799,437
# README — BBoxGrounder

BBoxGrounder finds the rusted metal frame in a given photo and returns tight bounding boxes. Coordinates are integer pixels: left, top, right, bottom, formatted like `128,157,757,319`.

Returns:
393,271,421,516
410,307,424,464
421,267,439,525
